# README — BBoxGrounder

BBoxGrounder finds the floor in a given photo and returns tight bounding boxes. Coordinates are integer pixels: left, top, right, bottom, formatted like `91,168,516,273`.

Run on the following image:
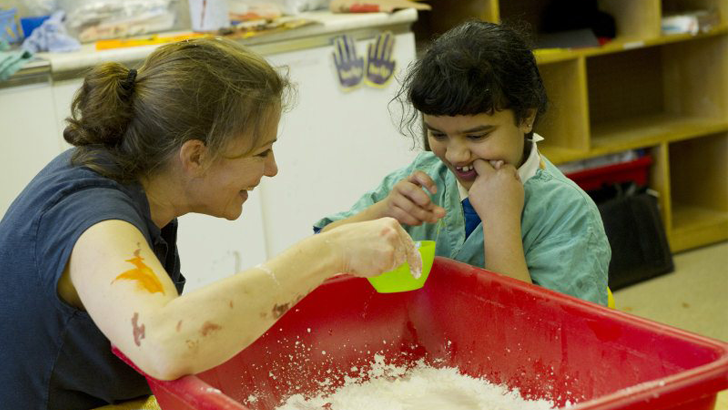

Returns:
612,241,728,409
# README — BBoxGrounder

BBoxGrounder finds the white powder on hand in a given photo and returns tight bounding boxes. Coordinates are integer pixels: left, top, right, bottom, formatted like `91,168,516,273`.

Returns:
409,242,423,279
274,354,557,410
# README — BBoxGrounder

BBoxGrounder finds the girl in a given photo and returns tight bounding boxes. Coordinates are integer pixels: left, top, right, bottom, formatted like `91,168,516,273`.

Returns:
316,21,610,305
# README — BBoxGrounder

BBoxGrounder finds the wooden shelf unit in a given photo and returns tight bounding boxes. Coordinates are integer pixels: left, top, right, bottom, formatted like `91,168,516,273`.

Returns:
417,0,728,252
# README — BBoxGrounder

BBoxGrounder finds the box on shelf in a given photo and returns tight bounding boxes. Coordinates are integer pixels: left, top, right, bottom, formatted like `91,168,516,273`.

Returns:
115,257,728,410
662,10,721,35
565,155,653,192
19,15,50,38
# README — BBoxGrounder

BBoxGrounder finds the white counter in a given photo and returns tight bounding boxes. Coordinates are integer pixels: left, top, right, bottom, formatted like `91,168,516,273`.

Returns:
32,9,417,75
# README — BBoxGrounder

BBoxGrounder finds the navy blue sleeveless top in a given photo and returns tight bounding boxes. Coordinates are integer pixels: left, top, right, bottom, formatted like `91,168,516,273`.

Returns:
0,149,185,410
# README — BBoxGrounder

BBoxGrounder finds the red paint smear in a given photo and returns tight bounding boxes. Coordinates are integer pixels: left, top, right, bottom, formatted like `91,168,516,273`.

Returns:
272,303,290,319
200,321,221,337
132,312,146,346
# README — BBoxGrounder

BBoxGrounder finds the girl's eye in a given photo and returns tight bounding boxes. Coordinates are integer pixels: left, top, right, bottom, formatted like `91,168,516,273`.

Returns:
429,132,447,140
256,149,272,158
467,133,489,140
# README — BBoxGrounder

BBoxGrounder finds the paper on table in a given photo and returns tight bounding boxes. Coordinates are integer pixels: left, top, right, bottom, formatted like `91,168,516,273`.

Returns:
330,0,431,13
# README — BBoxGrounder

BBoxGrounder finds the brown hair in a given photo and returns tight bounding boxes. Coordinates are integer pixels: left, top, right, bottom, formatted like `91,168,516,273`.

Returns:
64,37,291,183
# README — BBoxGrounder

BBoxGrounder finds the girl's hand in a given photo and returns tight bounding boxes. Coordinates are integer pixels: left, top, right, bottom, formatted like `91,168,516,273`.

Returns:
324,217,422,278
468,159,525,223
380,171,446,226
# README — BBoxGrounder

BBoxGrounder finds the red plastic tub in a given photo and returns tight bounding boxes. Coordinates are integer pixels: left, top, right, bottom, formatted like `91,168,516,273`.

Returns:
114,257,728,410
565,155,653,191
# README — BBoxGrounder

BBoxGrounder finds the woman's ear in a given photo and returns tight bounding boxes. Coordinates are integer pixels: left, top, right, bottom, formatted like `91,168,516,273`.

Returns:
179,139,208,177
521,109,538,134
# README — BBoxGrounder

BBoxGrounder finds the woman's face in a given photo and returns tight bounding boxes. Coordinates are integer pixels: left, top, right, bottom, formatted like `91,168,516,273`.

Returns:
193,109,280,220
424,110,533,190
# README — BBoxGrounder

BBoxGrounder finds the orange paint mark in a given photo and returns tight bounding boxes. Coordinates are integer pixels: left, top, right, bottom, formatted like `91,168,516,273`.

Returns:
200,321,221,337
229,300,234,309
176,320,183,332
132,312,146,346
112,249,165,295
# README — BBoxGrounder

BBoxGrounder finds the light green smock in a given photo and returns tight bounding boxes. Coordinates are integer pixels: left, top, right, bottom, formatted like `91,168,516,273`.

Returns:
314,151,611,306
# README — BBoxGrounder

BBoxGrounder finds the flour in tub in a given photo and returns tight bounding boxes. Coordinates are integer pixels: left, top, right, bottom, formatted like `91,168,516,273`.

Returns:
268,354,562,410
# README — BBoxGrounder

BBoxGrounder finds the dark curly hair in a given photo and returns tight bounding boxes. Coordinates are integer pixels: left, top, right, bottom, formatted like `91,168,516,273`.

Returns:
395,20,548,147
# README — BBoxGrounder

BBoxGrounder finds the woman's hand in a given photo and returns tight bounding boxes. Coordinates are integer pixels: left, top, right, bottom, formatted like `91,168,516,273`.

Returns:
468,159,525,223
379,171,446,226
323,217,422,278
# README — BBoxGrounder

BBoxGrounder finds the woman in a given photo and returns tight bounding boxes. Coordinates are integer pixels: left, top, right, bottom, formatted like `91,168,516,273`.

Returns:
0,38,420,410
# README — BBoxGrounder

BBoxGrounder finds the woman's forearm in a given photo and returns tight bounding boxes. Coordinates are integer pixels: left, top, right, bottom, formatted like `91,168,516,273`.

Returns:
142,233,338,379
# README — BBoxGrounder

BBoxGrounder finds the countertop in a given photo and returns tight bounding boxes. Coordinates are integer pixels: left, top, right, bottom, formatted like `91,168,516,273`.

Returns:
10,9,417,80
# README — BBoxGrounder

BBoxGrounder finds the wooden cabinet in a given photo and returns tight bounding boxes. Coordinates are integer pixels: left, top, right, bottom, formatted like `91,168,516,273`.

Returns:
418,0,728,252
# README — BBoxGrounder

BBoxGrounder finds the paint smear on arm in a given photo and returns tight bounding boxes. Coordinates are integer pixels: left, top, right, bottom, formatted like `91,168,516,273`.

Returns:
112,249,166,295
200,321,222,337
272,303,290,319
131,312,146,346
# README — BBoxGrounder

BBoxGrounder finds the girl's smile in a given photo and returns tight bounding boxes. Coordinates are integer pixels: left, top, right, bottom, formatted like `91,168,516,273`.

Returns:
424,110,535,190
453,165,477,181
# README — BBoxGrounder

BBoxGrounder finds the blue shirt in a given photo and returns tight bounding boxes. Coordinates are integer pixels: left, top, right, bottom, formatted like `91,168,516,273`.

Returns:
0,149,185,410
314,150,610,305
461,197,480,239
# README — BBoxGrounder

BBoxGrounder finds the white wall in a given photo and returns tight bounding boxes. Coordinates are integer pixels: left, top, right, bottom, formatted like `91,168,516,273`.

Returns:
260,32,420,257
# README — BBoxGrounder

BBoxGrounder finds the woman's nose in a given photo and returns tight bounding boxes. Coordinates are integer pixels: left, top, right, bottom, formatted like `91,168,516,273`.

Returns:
265,152,278,177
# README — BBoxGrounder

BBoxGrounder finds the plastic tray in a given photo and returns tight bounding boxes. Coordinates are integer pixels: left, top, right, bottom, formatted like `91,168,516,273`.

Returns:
114,257,728,410
566,155,653,191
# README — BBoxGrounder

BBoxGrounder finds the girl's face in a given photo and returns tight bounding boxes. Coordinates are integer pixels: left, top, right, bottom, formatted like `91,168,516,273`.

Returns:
193,110,280,221
425,110,534,190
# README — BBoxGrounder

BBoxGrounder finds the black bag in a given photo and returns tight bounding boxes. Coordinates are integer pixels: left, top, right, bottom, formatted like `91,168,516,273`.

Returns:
590,183,675,291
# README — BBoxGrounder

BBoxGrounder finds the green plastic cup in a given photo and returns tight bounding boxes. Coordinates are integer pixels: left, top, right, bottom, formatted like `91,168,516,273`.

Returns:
367,241,436,293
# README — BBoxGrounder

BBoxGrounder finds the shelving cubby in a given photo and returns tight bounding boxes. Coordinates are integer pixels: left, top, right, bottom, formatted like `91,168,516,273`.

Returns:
413,0,728,252
668,133,728,251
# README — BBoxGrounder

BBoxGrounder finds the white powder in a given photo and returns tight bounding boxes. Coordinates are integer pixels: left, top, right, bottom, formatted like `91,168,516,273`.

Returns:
274,354,557,410
409,242,423,279
255,263,280,285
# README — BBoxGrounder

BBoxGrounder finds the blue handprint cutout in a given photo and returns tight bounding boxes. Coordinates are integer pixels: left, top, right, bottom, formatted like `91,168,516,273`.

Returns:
365,31,396,88
332,34,364,91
